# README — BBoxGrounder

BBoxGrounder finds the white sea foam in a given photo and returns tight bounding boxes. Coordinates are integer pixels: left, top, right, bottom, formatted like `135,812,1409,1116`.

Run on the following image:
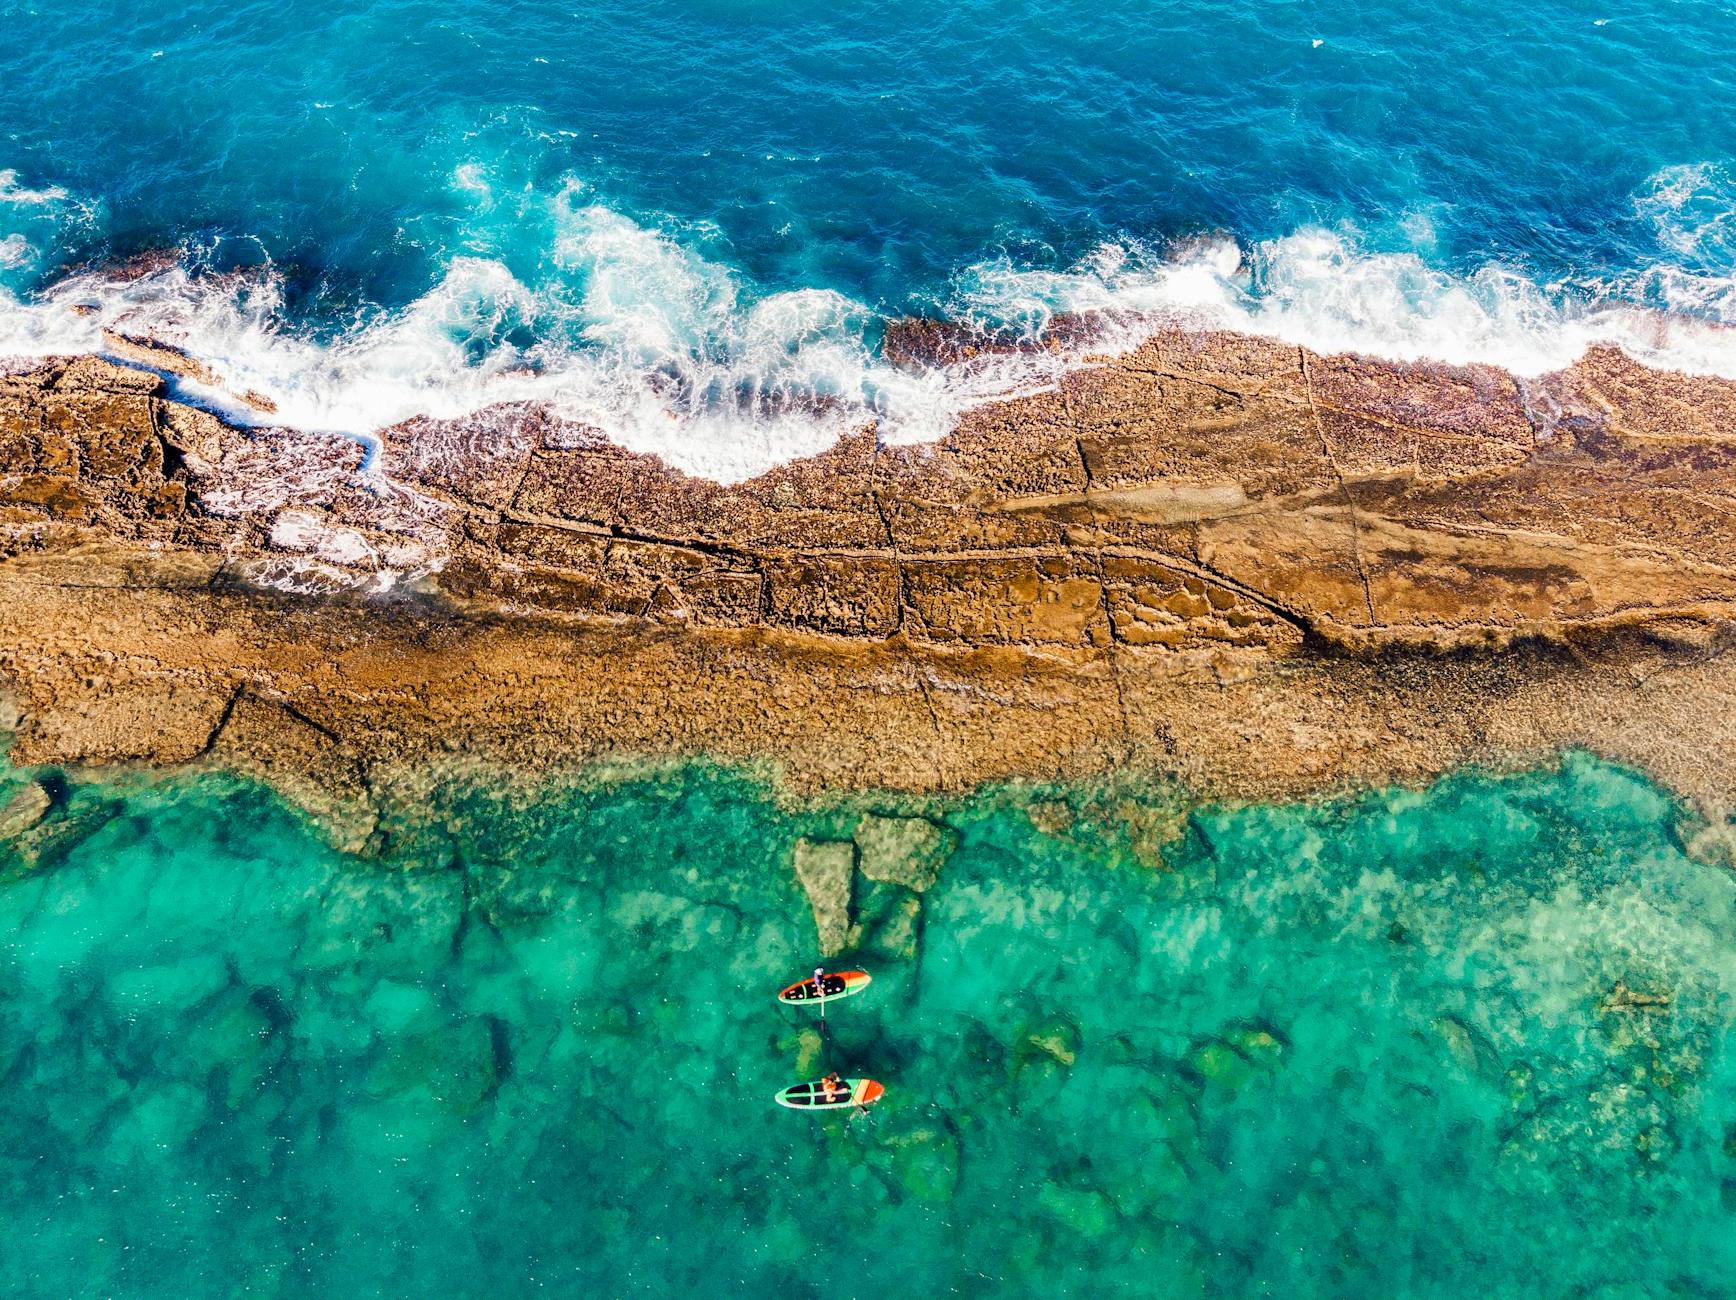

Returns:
0,169,69,206
1637,162,1736,261
951,223,1736,382
0,198,1069,480
0,167,96,284
1,169,1734,483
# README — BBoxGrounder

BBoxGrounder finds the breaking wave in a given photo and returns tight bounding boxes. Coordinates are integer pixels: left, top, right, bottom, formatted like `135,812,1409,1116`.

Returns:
2,167,1734,483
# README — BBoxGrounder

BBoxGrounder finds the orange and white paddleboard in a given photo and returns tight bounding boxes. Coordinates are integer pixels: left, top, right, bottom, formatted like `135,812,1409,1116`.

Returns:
775,1078,885,1110
777,970,871,1006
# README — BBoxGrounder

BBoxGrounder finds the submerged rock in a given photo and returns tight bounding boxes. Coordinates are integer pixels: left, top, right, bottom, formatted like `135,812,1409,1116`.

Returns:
792,838,854,957
1017,1014,1083,1069
1186,1039,1255,1093
1223,1021,1290,1072
301,865,466,976
185,984,289,1111
1113,799,1188,871
1025,799,1075,836
103,1081,208,1168
879,1119,961,1204
1180,1021,1289,1096
1599,981,1673,1013
779,1026,824,1078
107,951,232,1011
848,877,923,962
1144,1087,1202,1162
1036,1181,1117,1240
0,780,51,839
1435,1014,1495,1076
1504,1061,1535,1111
7,801,116,875
853,814,957,892
365,1018,500,1116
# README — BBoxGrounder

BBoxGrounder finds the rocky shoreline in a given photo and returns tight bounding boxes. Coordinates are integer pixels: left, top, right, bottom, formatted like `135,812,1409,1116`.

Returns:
5,327,1736,854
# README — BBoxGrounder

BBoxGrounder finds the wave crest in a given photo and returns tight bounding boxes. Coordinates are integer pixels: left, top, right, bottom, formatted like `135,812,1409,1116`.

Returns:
2,171,1735,482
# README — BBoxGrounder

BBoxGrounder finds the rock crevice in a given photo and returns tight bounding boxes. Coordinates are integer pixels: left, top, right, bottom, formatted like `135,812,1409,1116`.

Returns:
6,327,1736,831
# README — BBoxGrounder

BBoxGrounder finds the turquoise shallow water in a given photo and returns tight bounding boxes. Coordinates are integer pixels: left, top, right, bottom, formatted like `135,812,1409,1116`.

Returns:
2,753,1735,1297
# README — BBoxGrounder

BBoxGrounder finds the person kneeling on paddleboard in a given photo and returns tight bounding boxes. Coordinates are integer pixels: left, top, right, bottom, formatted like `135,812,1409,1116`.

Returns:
821,1071,848,1103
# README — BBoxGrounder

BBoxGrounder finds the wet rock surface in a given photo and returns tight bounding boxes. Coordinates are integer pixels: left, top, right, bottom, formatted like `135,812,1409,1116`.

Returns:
8,329,1736,827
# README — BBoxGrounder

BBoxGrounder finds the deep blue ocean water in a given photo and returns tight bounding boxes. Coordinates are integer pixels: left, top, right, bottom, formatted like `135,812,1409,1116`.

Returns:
3,0,1736,474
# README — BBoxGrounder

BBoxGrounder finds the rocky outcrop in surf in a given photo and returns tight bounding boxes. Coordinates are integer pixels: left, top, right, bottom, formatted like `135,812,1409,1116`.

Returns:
6,328,1736,844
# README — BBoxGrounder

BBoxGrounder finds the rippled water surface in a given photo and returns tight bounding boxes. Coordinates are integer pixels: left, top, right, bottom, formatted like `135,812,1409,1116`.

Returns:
2,1,1735,473
2,754,1734,1297
5,0,1734,302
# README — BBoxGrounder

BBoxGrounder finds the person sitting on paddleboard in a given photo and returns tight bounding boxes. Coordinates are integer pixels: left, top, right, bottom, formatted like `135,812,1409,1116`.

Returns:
821,1071,847,1102
812,966,826,998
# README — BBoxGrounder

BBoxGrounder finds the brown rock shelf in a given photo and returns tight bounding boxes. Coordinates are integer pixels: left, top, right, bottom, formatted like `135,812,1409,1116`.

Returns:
6,325,1736,836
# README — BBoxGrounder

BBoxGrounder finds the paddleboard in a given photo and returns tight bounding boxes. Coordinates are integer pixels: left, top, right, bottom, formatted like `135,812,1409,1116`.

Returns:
775,1078,885,1110
778,970,872,1006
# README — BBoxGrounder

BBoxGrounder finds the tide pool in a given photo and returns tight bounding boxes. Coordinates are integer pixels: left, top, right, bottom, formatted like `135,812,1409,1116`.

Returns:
1,754,1734,1296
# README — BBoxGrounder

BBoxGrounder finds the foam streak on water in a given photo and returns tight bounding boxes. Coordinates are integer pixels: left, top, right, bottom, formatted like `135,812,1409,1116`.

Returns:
1,755,1735,1296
